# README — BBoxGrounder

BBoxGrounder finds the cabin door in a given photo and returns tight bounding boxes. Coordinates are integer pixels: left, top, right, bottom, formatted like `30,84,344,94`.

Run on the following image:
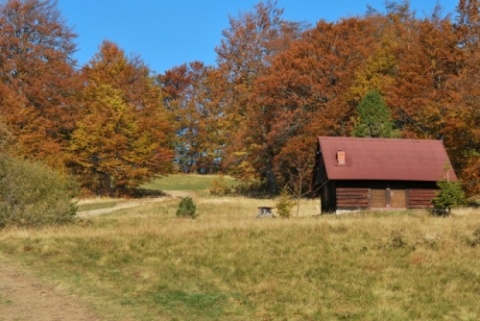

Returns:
390,189,406,208
370,188,406,209
370,189,386,208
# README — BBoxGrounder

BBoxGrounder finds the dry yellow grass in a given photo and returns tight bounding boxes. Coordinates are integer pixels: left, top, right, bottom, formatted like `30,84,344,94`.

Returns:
1,197,480,321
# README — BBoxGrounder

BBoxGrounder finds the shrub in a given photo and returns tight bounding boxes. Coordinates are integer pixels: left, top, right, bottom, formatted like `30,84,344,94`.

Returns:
275,188,294,218
0,155,78,228
209,176,232,196
468,229,480,247
431,180,466,215
176,197,197,219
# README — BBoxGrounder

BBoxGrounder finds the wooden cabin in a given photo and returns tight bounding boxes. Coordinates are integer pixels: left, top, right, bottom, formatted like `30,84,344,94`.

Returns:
311,137,457,213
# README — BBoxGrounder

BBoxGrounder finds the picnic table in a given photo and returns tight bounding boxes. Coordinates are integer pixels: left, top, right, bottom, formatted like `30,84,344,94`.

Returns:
257,206,274,218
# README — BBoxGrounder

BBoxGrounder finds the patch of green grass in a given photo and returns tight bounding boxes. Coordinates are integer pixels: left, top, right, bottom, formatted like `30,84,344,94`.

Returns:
143,174,238,193
1,200,480,321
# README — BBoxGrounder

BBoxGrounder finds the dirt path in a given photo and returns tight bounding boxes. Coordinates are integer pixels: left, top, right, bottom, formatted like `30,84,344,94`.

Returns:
76,191,195,218
76,196,170,218
0,258,102,321
0,193,192,320
0,198,145,321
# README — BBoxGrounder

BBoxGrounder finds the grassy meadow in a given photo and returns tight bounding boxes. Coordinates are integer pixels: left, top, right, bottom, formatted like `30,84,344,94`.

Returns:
0,176,480,321
142,174,239,196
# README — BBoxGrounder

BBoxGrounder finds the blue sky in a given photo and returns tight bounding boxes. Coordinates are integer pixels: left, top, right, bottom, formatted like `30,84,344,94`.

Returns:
57,1,458,74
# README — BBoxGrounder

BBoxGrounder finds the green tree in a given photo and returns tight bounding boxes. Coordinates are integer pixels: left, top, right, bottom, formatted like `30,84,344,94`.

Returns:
353,90,397,138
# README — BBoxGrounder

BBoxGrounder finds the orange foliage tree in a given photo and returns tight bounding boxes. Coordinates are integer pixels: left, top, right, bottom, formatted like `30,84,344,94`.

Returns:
384,7,459,139
215,0,303,190
242,17,377,193
0,0,478,196
67,41,174,195
159,62,225,173
444,0,480,194
0,0,79,168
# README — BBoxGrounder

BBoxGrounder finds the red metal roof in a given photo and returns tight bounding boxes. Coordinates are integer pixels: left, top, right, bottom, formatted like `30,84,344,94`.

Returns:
318,136,457,182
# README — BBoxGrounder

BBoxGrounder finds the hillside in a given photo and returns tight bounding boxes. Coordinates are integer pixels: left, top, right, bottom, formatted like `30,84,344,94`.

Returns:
1,189,479,320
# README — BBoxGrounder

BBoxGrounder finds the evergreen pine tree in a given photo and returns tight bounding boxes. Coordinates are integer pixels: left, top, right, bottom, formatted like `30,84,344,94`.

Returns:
353,90,397,138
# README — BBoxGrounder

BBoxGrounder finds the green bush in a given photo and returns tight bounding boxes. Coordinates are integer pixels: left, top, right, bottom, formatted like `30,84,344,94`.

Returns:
431,180,466,215
0,156,78,228
176,197,197,219
275,188,294,218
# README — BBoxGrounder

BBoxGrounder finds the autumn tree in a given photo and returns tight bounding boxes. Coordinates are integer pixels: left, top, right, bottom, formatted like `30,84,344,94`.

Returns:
0,0,79,167
443,0,480,195
0,117,16,156
376,1,478,194
160,62,225,173
67,41,174,195
197,67,229,173
160,64,194,172
215,0,303,189
367,2,460,142
216,0,302,119
241,17,377,193
461,153,480,195
347,11,398,104
274,135,316,215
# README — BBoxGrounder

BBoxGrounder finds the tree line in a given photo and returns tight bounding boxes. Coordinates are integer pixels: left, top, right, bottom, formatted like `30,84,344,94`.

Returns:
0,0,479,197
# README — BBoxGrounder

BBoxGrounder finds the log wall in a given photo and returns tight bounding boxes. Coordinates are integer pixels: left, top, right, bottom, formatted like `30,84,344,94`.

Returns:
334,186,437,211
337,188,407,210
336,187,369,209
407,189,437,209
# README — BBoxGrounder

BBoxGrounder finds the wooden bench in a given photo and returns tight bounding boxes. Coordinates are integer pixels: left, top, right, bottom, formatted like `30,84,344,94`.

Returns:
257,206,274,218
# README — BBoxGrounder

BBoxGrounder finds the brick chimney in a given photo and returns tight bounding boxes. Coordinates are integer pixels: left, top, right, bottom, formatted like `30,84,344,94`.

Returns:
337,150,346,165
